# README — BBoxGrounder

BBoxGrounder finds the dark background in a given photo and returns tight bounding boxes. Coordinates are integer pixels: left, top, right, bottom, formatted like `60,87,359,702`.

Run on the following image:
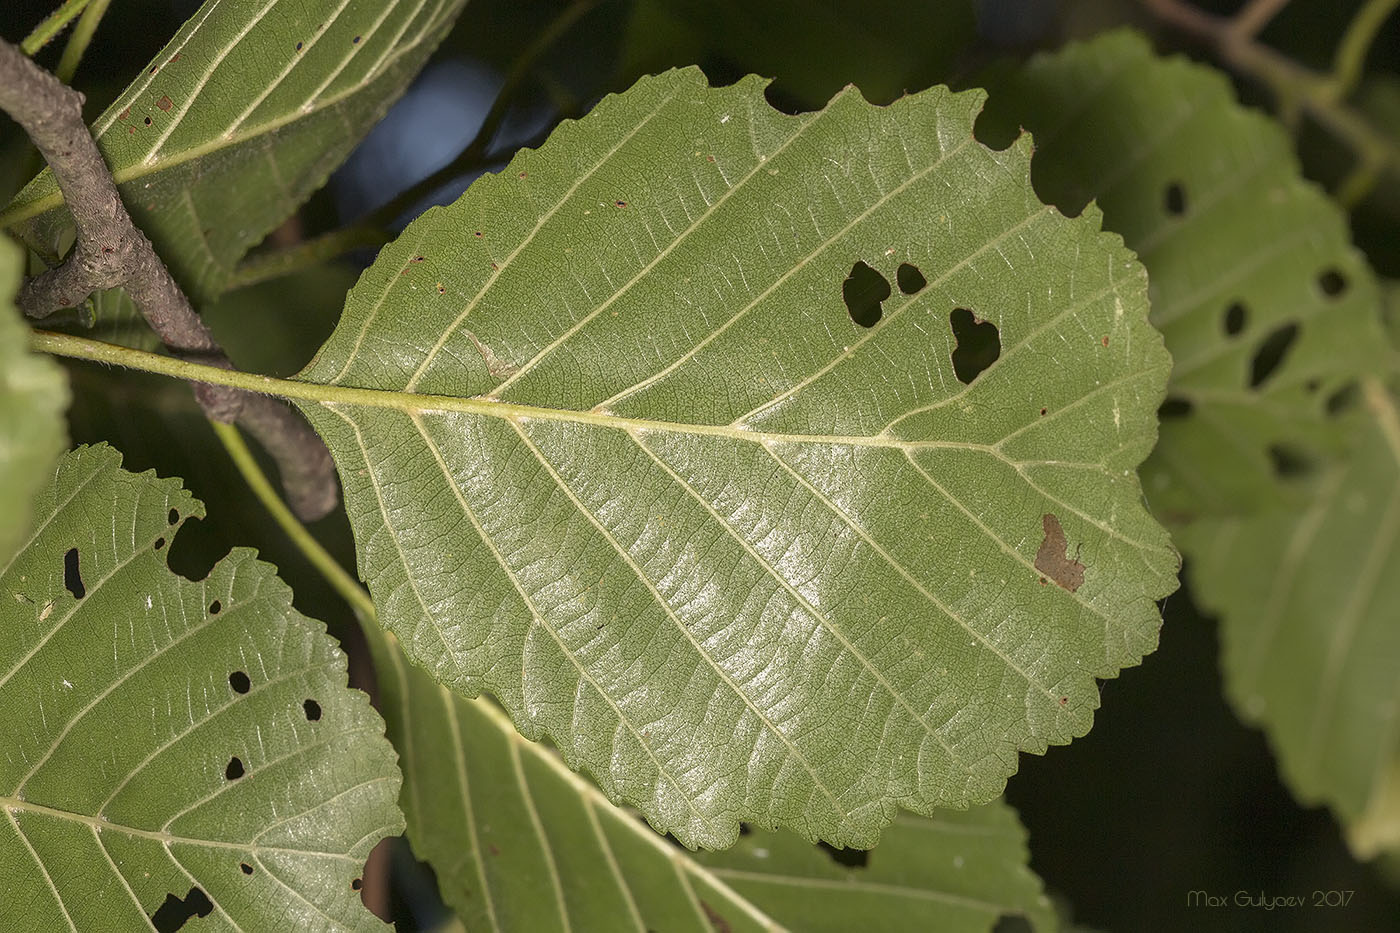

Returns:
3,1,1399,930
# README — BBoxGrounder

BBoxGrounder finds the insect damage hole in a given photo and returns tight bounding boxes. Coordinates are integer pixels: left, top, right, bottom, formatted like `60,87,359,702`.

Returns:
228,671,250,694
150,887,213,932
949,308,1000,384
842,260,890,327
1248,322,1299,388
895,262,927,295
303,699,322,721
1035,514,1085,592
1164,181,1187,216
1223,301,1247,336
225,757,244,780
63,547,85,599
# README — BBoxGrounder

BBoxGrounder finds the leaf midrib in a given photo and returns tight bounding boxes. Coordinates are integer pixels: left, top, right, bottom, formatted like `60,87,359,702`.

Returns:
0,794,371,862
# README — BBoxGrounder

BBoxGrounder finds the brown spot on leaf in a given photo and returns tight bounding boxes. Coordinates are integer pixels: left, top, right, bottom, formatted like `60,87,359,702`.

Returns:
1034,513,1085,592
157,96,173,112
119,108,130,121
1101,335,1109,347
169,53,182,63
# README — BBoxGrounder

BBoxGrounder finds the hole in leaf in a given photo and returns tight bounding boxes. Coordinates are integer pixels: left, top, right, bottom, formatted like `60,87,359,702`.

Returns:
993,914,1035,933
842,261,890,328
738,823,753,836
1248,322,1299,389
818,840,869,868
225,757,244,780
949,308,1001,384
154,537,165,551
1318,268,1347,297
896,262,927,295
228,671,250,694
239,863,253,875
63,547,85,600
1158,397,1193,419
1325,381,1359,416
209,600,222,615
303,699,322,721
1223,302,1247,336
150,887,214,932
351,878,363,891
167,508,179,525
1164,181,1186,216
1267,443,1314,478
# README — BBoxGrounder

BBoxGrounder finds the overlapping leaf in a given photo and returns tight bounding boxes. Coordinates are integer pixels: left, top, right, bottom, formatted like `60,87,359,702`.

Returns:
365,625,1055,931
1178,379,1400,858
0,237,67,566
979,30,1395,520
0,0,467,301
0,445,402,930
294,67,1178,848
983,30,1400,858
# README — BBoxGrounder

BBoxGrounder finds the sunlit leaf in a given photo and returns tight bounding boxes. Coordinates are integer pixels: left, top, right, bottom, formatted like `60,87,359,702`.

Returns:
295,67,1178,848
0,445,402,929
978,29,1395,520
0,237,67,566
0,0,468,301
365,625,1056,931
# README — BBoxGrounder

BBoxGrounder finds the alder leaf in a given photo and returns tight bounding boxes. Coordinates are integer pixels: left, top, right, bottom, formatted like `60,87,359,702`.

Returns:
0,237,68,566
0,445,403,930
0,0,467,301
978,30,1395,520
365,625,1056,931
295,68,1178,848
1179,380,1400,859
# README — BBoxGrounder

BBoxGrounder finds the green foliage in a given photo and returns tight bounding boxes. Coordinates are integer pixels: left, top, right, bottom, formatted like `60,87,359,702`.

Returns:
366,623,1054,931
0,237,67,565
3,2,1400,929
0,0,468,301
0,445,402,930
297,66,1176,848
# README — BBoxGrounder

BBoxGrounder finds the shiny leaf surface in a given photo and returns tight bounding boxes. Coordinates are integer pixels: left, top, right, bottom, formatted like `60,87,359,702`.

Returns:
296,68,1178,848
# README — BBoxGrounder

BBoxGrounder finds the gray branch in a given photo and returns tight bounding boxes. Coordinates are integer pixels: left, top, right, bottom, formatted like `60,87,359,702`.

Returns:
0,38,338,520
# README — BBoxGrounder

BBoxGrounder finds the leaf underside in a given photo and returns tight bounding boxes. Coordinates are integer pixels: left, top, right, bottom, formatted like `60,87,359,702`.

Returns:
366,622,1055,932
979,30,1395,520
0,446,402,930
987,31,1400,859
298,67,1178,848
1,0,467,302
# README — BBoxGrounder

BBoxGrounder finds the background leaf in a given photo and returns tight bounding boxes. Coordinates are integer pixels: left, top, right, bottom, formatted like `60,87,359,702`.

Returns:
365,624,1056,932
0,445,402,930
977,29,1396,520
0,0,468,302
0,236,68,566
980,29,1400,863
1178,381,1400,859
294,67,1178,848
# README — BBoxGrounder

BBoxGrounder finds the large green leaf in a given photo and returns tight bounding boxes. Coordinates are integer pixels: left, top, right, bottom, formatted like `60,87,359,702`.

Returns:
0,0,467,301
365,624,1056,931
294,67,1179,848
978,30,1395,520
0,445,402,930
0,236,68,566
